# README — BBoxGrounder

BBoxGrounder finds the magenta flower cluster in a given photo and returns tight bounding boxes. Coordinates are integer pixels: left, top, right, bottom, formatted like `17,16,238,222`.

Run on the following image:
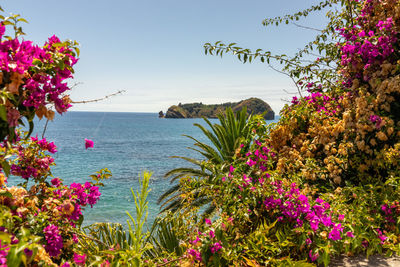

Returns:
187,218,224,262
70,182,101,208
338,1,398,85
188,249,202,261
369,115,382,129
0,240,8,267
10,139,55,179
264,181,348,243
43,224,63,257
10,164,39,179
309,250,319,262
84,138,94,149
381,202,400,227
291,92,341,116
375,228,387,244
0,20,78,130
243,140,275,173
10,156,54,179
210,242,222,254
0,21,72,157
31,137,57,154
0,26,41,74
73,253,87,266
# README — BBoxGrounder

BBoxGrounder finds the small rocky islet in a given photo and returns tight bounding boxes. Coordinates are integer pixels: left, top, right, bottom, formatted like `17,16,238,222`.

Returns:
159,97,275,120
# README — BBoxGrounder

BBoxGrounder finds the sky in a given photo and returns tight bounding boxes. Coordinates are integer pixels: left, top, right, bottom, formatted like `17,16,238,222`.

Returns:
2,0,332,114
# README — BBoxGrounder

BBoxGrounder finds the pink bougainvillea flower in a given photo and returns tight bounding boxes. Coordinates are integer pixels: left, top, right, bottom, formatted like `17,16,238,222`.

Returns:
328,223,343,241
84,138,94,149
210,242,222,254
187,249,202,261
346,231,355,238
43,225,63,257
205,218,212,225
100,260,110,267
0,240,9,266
73,253,86,266
51,178,62,187
209,230,215,238
72,234,79,243
309,250,319,262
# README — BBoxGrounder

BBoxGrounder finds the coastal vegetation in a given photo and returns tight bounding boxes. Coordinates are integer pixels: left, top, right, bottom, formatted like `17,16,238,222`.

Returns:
158,107,266,217
162,97,275,120
2,0,400,266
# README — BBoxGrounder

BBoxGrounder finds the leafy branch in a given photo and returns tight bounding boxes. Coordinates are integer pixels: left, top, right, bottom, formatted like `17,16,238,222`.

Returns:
262,0,339,26
204,0,361,93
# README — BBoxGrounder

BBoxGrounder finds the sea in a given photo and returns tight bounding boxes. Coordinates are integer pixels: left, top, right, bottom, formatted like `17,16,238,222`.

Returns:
26,112,278,229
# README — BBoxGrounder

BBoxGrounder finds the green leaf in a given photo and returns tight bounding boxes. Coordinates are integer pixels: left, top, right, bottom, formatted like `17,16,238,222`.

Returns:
0,105,7,121
0,190,12,198
74,46,80,57
0,232,10,243
17,18,28,23
2,21,13,26
1,160,10,177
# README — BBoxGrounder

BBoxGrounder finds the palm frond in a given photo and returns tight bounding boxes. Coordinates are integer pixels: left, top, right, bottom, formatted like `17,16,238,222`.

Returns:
201,203,218,220
160,198,185,213
183,134,223,164
157,184,181,205
160,107,254,215
146,216,185,258
168,155,203,166
164,167,208,179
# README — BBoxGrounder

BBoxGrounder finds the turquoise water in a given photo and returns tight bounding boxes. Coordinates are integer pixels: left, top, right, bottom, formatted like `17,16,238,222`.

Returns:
29,112,277,228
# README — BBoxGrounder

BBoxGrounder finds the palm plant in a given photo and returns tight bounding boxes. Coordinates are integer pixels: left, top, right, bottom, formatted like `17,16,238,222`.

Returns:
145,215,185,258
158,106,262,217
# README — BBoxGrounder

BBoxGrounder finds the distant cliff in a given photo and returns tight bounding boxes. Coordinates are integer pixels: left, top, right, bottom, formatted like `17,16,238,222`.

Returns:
162,98,275,120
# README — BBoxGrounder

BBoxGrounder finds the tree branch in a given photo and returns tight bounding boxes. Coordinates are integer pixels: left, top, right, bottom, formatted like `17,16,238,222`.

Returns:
292,23,322,32
268,64,303,97
71,90,126,104
41,119,49,139
283,89,300,95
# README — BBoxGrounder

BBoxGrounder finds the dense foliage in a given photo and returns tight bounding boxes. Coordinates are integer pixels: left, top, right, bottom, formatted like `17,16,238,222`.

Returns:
0,9,111,266
164,98,274,119
155,0,400,266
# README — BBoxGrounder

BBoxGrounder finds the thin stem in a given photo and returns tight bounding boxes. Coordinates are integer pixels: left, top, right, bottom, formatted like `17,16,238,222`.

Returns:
71,90,126,104
347,0,354,28
292,23,322,32
268,64,303,97
41,119,49,139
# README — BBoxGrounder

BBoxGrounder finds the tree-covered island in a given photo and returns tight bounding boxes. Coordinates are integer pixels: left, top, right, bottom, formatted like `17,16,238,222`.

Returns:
161,97,275,120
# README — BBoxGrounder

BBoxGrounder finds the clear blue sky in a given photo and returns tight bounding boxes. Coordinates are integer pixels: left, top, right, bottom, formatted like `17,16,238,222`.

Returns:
2,1,330,113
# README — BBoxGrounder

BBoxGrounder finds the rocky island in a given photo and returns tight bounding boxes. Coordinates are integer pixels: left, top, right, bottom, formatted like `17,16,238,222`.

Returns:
160,97,275,120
